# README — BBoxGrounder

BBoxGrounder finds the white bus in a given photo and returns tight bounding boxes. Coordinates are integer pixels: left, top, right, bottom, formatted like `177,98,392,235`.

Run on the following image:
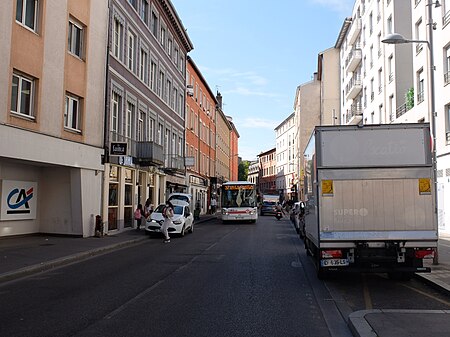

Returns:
220,181,258,223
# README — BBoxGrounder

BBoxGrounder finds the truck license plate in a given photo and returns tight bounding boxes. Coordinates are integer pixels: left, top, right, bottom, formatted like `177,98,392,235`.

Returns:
321,259,349,267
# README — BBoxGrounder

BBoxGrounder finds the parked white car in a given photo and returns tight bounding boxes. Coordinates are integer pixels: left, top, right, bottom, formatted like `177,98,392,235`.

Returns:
145,200,194,237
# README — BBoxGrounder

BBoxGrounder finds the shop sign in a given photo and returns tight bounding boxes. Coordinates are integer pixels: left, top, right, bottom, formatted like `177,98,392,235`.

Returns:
110,142,127,156
0,180,38,220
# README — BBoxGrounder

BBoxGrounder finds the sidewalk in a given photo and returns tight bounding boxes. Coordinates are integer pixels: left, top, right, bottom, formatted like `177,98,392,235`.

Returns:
0,214,217,283
1,219,450,336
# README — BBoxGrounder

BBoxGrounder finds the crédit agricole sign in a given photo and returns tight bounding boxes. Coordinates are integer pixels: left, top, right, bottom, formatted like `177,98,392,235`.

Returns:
1,180,38,220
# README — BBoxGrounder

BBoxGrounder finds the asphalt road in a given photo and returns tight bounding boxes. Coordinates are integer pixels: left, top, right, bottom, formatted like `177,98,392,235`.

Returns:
1,215,449,337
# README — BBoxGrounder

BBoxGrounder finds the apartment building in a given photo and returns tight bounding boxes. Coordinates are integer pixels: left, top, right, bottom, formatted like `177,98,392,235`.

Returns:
338,0,413,125
0,0,108,237
186,56,217,215
247,161,259,188
229,118,240,182
275,113,297,201
215,93,235,185
258,148,277,195
293,75,321,200
103,0,193,233
338,0,450,232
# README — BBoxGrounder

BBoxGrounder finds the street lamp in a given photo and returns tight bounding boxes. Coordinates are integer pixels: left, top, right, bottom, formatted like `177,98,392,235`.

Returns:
382,0,439,264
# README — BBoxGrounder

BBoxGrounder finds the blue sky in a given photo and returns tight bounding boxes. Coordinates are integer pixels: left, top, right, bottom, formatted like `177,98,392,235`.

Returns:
171,0,354,161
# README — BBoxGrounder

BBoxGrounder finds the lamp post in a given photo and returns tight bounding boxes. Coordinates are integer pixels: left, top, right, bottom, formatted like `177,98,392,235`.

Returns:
382,0,439,264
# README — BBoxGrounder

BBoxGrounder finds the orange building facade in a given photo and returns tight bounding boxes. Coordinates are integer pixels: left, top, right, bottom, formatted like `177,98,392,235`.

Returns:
186,57,217,214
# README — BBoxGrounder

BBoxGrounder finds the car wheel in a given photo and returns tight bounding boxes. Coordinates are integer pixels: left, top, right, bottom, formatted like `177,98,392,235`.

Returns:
180,225,185,237
188,223,194,233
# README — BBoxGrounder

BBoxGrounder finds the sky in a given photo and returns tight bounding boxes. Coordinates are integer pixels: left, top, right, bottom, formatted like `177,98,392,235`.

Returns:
171,0,354,161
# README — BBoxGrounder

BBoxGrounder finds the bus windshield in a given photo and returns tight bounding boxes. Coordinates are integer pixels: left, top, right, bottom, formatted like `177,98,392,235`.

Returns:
221,183,257,208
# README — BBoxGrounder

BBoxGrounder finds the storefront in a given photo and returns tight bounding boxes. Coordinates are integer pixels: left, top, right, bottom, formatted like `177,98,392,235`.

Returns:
103,162,166,233
187,174,209,215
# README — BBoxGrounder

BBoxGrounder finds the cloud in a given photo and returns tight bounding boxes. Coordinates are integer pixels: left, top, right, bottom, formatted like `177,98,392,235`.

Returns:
310,0,353,15
200,66,269,87
222,86,280,98
236,117,278,129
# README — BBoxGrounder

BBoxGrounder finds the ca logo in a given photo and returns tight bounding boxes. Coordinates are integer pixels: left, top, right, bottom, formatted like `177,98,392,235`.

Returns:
6,187,34,214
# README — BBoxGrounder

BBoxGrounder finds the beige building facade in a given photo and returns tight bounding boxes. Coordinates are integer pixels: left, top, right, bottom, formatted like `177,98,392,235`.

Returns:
0,0,108,237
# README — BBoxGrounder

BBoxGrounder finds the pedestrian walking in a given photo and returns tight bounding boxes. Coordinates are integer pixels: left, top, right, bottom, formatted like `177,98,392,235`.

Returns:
210,197,217,214
161,201,174,243
144,198,153,218
134,204,145,230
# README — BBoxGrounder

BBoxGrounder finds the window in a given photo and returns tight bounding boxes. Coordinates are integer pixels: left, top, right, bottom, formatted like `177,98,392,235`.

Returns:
127,31,135,71
113,18,123,60
149,117,155,141
150,60,157,91
387,16,392,34
128,0,138,11
11,72,34,117
158,123,163,145
138,111,144,141
126,101,134,139
446,104,450,142
168,38,172,57
160,26,166,47
417,69,424,103
445,45,450,85
140,0,149,25
415,19,423,53
68,19,84,58
16,0,37,31
151,11,158,37
111,92,121,134
158,70,164,97
388,55,393,82
140,48,148,84
166,79,171,104
65,94,82,131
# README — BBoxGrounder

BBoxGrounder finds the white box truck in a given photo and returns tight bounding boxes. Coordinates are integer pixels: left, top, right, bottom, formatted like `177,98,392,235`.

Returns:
303,124,437,279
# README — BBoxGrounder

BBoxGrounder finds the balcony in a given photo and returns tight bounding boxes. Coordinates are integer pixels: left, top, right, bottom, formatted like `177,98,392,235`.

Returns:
348,18,362,45
136,141,164,166
110,132,164,166
346,102,363,125
445,71,450,85
345,46,362,72
345,74,362,100
163,154,185,173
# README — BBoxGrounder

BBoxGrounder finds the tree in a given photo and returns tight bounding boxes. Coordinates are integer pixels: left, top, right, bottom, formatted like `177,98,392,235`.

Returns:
238,160,250,181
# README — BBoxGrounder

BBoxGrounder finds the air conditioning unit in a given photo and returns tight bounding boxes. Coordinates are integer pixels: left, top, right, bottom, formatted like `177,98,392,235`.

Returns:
186,84,194,97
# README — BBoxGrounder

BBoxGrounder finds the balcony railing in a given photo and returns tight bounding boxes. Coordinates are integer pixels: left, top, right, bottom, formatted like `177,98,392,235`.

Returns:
164,154,185,172
345,46,362,72
443,10,450,26
110,132,164,166
416,43,423,54
348,18,362,45
346,102,363,124
389,73,394,83
417,90,425,104
445,71,450,85
345,74,362,99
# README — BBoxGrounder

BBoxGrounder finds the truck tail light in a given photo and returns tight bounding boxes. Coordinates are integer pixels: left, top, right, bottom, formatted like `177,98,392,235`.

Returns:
415,248,435,259
321,250,343,258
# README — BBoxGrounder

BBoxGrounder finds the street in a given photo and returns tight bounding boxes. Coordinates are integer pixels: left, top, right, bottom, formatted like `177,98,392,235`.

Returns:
1,216,450,337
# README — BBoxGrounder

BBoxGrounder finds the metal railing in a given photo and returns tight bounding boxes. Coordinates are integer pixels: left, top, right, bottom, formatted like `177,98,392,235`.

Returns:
109,132,164,166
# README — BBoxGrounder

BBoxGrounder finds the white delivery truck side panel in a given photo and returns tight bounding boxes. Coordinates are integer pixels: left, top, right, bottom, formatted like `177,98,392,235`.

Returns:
303,124,437,279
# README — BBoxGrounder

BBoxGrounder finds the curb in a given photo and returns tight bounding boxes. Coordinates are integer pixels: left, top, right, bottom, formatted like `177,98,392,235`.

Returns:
348,310,380,337
0,237,147,283
348,309,450,337
0,216,218,283
414,272,450,296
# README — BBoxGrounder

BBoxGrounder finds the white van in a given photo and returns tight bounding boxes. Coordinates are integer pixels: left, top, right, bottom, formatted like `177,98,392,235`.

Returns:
168,193,192,205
